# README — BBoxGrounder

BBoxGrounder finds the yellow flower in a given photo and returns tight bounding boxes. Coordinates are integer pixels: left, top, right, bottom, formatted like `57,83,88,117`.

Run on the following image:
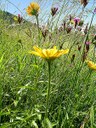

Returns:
13,16,18,21
70,20,74,24
29,46,69,61
86,60,96,70
26,2,40,16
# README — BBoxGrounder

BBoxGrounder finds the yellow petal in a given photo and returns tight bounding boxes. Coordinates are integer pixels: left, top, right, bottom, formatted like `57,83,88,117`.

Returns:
33,46,42,53
29,46,69,60
42,49,48,58
53,49,69,58
53,46,57,49
29,51,40,56
33,46,46,58
62,49,69,54
13,17,18,21
26,2,40,16
86,60,96,70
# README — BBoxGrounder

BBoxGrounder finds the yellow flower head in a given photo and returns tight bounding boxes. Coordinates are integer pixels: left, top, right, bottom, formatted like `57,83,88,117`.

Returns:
70,20,74,24
29,46,69,61
13,16,18,21
86,60,96,71
26,2,40,16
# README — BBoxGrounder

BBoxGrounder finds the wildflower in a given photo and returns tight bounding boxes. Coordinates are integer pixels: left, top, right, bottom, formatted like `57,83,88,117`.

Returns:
66,26,72,33
94,8,96,13
73,18,80,28
73,18,80,23
58,26,63,32
26,2,40,16
41,30,48,40
86,60,96,70
14,16,17,21
80,0,88,7
17,14,23,24
70,20,74,24
85,41,91,52
51,7,58,16
77,26,82,31
13,14,23,24
29,46,69,61
41,26,48,41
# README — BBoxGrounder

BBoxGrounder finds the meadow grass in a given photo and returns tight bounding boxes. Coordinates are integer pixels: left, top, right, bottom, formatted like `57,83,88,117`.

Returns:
0,2,96,128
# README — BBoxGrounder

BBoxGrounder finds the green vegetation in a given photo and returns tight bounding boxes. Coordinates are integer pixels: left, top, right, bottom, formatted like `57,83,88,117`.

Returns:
0,3,96,128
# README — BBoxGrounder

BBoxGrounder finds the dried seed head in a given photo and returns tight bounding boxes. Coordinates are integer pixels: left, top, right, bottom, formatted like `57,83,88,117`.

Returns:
18,14,23,24
66,26,72,33
51,7,58,16
80,0,88,7
82,51,87,62
78,45,81,51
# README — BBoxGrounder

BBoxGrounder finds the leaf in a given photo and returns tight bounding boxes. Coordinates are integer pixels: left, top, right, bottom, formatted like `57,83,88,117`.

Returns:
90,105,94,128
13,100,18,107
42,118,53,128
31,121,38,128
0,53,4,68
16,116,26,122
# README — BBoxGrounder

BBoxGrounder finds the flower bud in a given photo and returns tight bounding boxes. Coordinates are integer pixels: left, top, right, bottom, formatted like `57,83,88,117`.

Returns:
51,7,58,16
85,42,91,52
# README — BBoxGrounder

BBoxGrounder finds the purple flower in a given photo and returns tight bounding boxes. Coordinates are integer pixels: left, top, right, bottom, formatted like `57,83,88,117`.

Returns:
18,14,20,17
73,17,80,28
73,18,80,23
94,8,96,13
17,14,23,24
85,42,91,45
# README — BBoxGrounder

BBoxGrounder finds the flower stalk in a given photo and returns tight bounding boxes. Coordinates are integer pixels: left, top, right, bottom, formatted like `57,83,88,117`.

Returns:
81,12,95,62
26,2,40,43
28,46,69,117
46,61,51,117
93,45,96,60
36,15,40,33
36,15,41,44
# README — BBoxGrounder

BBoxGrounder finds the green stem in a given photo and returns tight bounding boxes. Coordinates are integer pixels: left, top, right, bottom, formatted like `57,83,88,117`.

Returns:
81,13,94,61
36,15,39,33
45,61,51,117
36,15,41,45
93,45,96,61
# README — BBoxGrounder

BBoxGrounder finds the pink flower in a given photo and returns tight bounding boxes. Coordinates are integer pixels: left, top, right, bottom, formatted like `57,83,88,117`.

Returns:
18,14,21,17
73,18,80,23
17,14,23,24
85,42,91,45
94,8,96,13
73,18,80,28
